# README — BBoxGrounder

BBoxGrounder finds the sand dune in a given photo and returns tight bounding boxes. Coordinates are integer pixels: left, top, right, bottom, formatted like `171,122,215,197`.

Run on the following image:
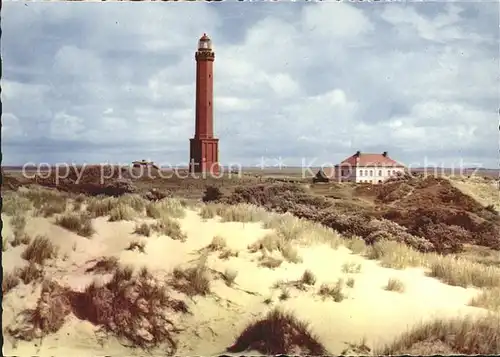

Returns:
3,202,494,356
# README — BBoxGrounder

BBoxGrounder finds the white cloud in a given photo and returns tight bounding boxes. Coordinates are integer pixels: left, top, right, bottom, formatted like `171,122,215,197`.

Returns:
2,2,497,168
50,112,85,140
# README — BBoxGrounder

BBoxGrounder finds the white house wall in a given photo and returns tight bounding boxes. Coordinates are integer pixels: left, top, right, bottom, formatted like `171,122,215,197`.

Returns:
354,167,405,184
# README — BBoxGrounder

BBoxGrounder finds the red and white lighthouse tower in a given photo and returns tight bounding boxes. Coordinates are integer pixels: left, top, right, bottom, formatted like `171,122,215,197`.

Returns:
189,33,219,175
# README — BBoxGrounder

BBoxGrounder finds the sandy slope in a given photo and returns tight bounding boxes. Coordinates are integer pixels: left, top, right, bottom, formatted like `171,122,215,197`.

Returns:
450,177,500,211
2,209,490,356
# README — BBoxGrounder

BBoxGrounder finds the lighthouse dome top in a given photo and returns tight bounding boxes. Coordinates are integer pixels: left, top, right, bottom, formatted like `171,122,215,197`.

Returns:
198,33,212,50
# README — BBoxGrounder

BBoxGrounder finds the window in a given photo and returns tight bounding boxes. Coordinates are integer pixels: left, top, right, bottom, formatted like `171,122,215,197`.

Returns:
393,170,396,175
387,170,391,176
360,170,363,177
370,170,373,176
365,170,368,176
378,170,382,176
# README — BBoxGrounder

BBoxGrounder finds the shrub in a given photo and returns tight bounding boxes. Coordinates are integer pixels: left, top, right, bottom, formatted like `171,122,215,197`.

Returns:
56,212,95,238
219,248,239,260
259,255,283,269
202,186,223,202
318,279,345,302
301,270,316,286
469,287,500,311
346,277,356,288
20,188,68,210
250,233,302,263
8,267,186,353
152,215,187,241
134,223,152,237
11,233,32,247
279,243,302,264
219,204,267,223
7,280,71,341
345,236,367,254
35,201,67,217
21,236,58,265
2,193,32,216
86,197,117,217
146,199,185,219
84,256,120,274
117,194,147,213
279,288,290,301
341,262,362,274
376,315,500,355
108,203,137,222
125,240,146,253
3,271,20,294
385,278,405,293
227,308,327,355
18,263,44,284
428,257,500,289
199,205,217,219
222,268,238,287
207,235,226,251
11,215,27,235
485,204,498,215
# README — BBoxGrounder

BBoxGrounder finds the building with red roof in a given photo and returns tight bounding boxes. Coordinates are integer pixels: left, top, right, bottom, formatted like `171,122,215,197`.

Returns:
323,151,406,184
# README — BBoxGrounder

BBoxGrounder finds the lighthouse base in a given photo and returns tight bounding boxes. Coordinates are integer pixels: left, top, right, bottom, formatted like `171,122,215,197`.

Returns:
189,138,220,175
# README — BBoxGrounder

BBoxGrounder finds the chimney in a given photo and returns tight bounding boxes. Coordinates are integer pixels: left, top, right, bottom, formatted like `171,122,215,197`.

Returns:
355,151,361,157
382,151,388,157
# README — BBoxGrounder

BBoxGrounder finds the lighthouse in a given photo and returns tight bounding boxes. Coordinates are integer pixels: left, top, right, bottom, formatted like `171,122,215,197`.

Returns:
189,33,220,175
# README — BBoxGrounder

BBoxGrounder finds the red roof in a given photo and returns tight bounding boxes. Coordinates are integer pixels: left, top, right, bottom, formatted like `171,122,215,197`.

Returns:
338,152,405,168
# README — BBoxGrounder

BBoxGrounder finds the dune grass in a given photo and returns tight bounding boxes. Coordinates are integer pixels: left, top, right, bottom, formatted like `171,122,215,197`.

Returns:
249,233,302,264
209,202,500,292
19,187,68,208
86,197,118,218
341,262,362,274
34,201,67,217
199,204,224,219
346,277,356,288
207,235,227,251
376,315,500,355
222,268,238,287
10,214,31,247
146,198,185,219
385,278,405,293
7,266,186,353
133,223,152,237
151,215,187,241
218,203,268,223
11,233,32,247
125,240,146,253
300,269,317,286
108,203,137,222
469,287,500,311
56,212,95,237
363,240,500,289
2,193,32,216
21,235,58,265
17,263,44,284
3,271,20,294
227,308,328,355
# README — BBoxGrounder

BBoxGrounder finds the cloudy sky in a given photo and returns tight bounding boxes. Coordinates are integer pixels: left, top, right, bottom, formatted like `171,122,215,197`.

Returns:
2,2,498,169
